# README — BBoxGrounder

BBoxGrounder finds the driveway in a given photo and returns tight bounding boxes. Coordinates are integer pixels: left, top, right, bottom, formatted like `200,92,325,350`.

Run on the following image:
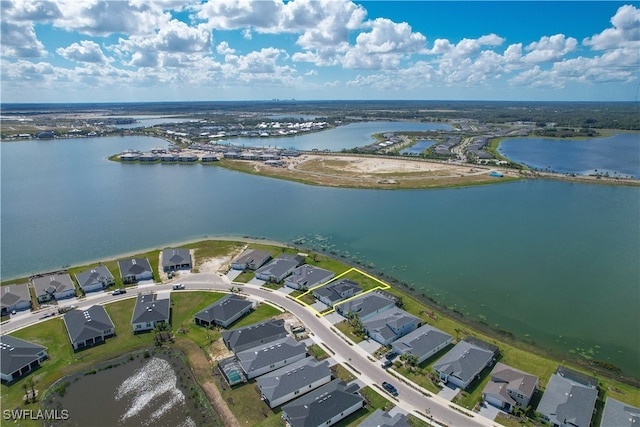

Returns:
225,269,242,281
478,403,503,421
437,383,460,401
358,338,382,354
324,312,344,324
247,277,265,286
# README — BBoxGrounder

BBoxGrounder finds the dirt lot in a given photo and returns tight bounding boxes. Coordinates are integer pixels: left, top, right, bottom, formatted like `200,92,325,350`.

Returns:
220,154,519,189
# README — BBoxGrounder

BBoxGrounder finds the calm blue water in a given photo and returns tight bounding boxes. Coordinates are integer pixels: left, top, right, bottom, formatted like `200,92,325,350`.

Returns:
400,139,437,155
1,130,639,376
498,133,640,178
226,121,450,151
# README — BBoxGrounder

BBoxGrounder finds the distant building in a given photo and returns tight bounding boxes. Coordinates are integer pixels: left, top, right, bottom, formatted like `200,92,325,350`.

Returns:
0,336,48,383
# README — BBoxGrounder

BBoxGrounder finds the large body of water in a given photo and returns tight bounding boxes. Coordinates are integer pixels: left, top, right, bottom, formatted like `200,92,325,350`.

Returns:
499,133,640,178
2,125,639,376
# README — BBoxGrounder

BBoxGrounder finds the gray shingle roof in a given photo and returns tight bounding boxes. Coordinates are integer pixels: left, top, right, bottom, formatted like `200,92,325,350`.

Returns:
255,255,303,280
536,367,598,427
0,336,46,377
282,379,363,427
336,291,396,319
32,273,75,298
232,249,272,269
313,279,361,305
75,266,114,289
161,248,191,268
361,409,410,427
432,340,495,385
194,294,253,324
393,324,452,359
488,362,538,400
1,284,31,310
257,357,331,404
285,265,335,289
131,294,170,324
237,337,307,377
221,319,287,353
118,258,152,277
363,307,421,340
601,397,640,427
63,305,115,345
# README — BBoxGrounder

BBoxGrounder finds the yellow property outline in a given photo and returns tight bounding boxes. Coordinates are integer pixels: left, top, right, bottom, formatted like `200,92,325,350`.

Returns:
295,267,391,316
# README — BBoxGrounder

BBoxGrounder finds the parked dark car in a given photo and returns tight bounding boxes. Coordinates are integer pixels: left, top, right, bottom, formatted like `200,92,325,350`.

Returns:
382,381,398,396
112,288,126,295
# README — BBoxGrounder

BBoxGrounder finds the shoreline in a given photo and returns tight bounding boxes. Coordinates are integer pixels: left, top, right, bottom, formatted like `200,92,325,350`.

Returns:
4,236,639,387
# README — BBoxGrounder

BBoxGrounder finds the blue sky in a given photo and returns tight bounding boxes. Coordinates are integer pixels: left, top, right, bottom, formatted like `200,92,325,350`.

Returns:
1,1,638,103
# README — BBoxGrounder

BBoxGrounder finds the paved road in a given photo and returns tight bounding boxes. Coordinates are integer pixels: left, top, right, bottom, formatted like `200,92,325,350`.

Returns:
2,272,497,427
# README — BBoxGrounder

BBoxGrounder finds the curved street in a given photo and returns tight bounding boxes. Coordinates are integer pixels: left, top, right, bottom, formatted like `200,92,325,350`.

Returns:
3,271,498,427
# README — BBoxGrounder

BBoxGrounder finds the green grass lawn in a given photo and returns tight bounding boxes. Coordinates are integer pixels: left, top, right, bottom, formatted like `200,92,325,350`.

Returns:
332,364,357,383
335,320,364,343
229,303,282,329
171,291,227,348
308,343,330,360
232,270,255,283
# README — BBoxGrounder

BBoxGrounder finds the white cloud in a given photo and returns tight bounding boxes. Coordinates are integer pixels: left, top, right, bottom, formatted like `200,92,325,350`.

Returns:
524,34,577,63
583,4,640,50
0,21,47,57
196,0,282,32
56,40,110,63
2,0,63,21
216,41,235,56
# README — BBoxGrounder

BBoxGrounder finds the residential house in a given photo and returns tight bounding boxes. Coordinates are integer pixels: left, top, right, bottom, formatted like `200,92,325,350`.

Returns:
312,279,361,307
162,248,192,272
118,258,153,284
75,266,115,294
432,336,498,389
335,291,397,322
482,362,538,413
362,307,421,345
221,319,287,353
32,273,76,303
231,249,272,270
361,409,410,427
257,357,332,408
536,366,598,427
601,397,639,427
1,283,31,315
0,336,48,383
284,265,335,290
131,293,170,332
194,294,254,328
255,254,304,283
63,305,115,350
236,336,307,379
281,379,364,427
392,324,452,364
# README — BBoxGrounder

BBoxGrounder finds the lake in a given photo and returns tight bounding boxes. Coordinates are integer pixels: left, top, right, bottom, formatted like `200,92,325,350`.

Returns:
498,133,640,178
1,125,638,376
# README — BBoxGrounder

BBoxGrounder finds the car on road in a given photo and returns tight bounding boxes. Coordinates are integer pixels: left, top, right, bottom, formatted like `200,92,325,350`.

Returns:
381,359,392,369
112,288,126,295
172,283,185,290
382,381,398,396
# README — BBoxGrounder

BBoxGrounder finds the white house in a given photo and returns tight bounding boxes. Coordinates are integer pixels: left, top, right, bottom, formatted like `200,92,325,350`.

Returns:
75,266,115,293
236,336,306,379
32,273,76,303
392,324,452,364
118,258,153,284
131,293,170,332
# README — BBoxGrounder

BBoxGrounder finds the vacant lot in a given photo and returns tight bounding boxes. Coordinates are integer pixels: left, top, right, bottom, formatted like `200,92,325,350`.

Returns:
219,155,518,189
